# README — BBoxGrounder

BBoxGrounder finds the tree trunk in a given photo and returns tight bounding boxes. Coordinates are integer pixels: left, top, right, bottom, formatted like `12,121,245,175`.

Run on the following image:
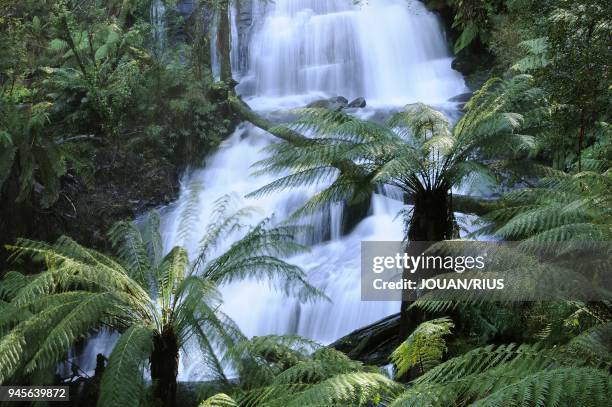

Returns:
193,0,214,83
217,0,232,83
150,328,179,407
408,189,455,242
399,188,454,340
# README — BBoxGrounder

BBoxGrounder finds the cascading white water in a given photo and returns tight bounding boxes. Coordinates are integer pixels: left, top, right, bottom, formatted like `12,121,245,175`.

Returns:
156,0,469,381
237,0,466,108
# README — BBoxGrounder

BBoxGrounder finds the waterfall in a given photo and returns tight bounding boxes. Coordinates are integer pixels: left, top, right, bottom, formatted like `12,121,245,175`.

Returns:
66,0,469,381
159,0,468,381
236,0,466,108
150,0,167,56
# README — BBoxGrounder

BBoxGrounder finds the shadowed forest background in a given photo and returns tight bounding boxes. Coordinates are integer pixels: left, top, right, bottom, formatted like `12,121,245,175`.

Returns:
0,0,610,406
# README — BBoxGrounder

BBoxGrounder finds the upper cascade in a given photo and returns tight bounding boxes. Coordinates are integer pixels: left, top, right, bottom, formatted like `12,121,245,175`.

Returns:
235,0,467,108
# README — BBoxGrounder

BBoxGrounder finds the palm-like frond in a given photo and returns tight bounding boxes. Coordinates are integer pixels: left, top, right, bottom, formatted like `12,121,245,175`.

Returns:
235,335,321,389
482,169,612,242
238,372,401,407
108,220,153,287
200,216,325,302
203,335,402,407
470,367,610,407
279,372,402,407
392,341,611,406
566,321,612,367
98,324,153,407
272,348,366,386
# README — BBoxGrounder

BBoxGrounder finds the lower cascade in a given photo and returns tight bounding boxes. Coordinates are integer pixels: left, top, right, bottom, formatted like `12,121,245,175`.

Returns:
156,0,469,381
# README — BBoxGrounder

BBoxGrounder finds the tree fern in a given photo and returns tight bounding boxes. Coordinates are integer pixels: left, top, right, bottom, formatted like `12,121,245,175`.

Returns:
390,317,454,377
279,372,401,407
200,334,611,406
249,75,539,240
202,335,402,407
235,335,321,390
1,197,322,406
482,167,612,243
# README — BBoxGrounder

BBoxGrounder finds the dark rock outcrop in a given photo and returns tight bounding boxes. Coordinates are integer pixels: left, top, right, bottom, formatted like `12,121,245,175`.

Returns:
448,92,472,103
330,313,401,366
451,53,481,76
348,97,367,108
341,199,371,235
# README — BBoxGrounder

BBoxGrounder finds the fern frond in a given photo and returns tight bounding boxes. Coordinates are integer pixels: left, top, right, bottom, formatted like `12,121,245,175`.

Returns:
470,367,610,407
23,292,114,374
272,348,364,385
391,317,454,377
98,324,153,407
199,393,238,407
108,220,152,286
281,372,402,407
567,322,612,368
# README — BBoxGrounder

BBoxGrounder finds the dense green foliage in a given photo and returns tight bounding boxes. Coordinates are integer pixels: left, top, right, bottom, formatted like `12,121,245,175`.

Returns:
0,0,610,406
430,0,611,167
199,326,611,406
199,335,402,406
0,0,235,252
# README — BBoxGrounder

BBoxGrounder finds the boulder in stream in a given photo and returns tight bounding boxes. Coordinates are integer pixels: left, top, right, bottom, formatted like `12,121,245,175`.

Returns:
306,96,349,110
348,97,367,108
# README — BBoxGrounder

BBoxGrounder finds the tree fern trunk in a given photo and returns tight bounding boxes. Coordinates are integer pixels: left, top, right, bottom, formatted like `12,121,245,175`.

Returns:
150,328,179,407
407,189,455,242
399,188,455,340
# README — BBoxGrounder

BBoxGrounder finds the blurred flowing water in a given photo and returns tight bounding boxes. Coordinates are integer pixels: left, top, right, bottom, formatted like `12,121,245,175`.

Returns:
72,0,470,381
150,0,167,56
236,0,466,108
